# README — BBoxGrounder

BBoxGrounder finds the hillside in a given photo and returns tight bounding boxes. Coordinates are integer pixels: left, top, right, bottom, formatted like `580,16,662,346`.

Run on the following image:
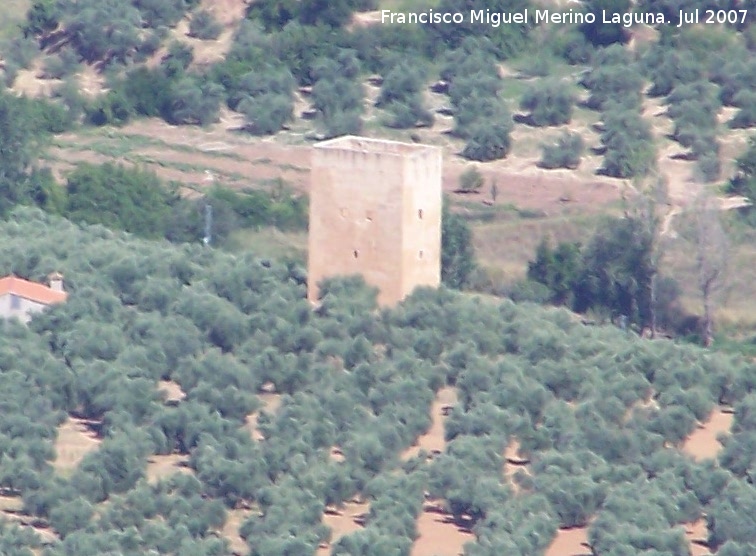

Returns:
0,207,754,555
0,5,756,553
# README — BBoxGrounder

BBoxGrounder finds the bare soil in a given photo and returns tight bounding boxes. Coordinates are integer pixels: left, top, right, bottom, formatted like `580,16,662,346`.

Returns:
685,518,714,556
412,501,475,556
157,379,186,403
545,526,591,556
246,384,283,442
0,494,58,547
503,439,530,493
403,386,457,460
53,417,101,474
146,453,192,484
682,407,734,461
222,507,254,556
317,500,370,556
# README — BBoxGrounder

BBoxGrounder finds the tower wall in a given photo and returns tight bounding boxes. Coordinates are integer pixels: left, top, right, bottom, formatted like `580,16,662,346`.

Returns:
308,136,441,306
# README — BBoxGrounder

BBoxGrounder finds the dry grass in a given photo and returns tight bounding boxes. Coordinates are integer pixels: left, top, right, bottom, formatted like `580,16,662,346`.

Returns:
53,417,101,475
473,213,605,282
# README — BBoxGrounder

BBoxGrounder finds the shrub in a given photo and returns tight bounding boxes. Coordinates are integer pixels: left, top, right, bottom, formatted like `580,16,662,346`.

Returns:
64,163,174,238
462,121,513,161
311,75,364,138
441,200,476,289
84,90,134,126
540,132,584,169
583,64,643,111
188,10,223,40
520,79,574,126
239,93,293,135
376,62,433,129
600,107,655,178
166,78,224,126
729,91,756,129
458,166,484,193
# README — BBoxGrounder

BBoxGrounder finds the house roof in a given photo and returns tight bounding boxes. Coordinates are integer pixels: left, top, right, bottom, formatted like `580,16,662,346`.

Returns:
0,275,68,305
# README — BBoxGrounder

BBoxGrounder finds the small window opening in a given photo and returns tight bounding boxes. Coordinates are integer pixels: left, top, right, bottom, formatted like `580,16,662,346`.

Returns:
10,295,20,310
418,209,423,219
340,208,347,218
366,210,373,222
353,250,359,258
419,250,424,259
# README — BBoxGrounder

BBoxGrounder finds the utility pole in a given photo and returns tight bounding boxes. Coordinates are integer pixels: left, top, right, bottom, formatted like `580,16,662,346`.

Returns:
203,202,213,246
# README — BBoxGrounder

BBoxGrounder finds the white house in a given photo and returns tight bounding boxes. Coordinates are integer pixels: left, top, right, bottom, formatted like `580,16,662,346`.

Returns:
0,273,68,323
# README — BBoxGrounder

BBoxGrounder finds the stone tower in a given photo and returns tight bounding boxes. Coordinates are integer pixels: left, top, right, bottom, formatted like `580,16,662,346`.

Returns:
308,136,442,306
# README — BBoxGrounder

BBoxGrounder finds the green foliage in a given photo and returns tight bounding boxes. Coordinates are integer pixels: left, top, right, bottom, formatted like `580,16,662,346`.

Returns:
112,66,173,118
64,0,142,64
728,136,756,208
527,240,582,305
729,91,756,129
0,93,36,216
520,79,575,126
166,78,224,126
574,217,655,326
0,204,753,555
582,47,643,111
540,131,584,170
445,42,511,159
442,201,477,289
64,163,174,239
208,184,307,231
233,65,295,135
188,10,223,41
458,166,484,193
133,0,201,28
247,0,372,30
23,0,61,37
427,0,532,58
376,62,433,129
311,52,364,137
580,0,631,46
84,90,134,126
600,107,656,179
646,49,703,97
462,120,513,162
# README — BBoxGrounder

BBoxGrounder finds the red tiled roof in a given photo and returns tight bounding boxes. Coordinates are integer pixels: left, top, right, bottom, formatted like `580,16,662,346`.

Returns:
0,275,67,305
